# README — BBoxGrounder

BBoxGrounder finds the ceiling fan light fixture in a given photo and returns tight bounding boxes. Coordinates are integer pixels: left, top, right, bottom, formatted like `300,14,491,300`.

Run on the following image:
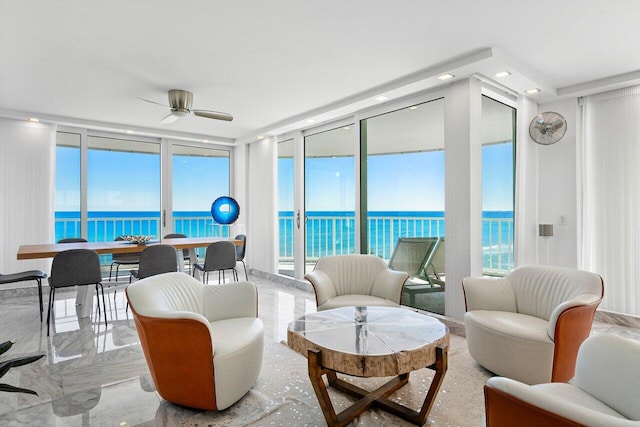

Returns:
172,109,189,118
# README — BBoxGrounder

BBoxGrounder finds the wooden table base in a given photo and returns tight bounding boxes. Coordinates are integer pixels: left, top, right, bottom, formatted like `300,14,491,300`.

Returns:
307,345,448,426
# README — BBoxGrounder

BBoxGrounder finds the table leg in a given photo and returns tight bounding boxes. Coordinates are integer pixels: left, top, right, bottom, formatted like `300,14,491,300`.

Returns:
76,286,93,318
307,345,448,426
175,249,185,273
188,248,201,280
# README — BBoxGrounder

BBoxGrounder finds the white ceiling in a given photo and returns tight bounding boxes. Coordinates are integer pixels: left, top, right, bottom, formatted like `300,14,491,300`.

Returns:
1,1,639,144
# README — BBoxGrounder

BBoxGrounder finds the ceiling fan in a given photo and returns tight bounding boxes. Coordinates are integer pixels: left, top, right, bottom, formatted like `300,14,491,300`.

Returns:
140,89,233,124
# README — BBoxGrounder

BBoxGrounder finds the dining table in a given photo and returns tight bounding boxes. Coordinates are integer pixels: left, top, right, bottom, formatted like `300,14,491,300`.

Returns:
17,236,242,318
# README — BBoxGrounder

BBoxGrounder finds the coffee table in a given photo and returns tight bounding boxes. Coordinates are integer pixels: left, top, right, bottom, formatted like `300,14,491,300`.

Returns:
287,306,449,426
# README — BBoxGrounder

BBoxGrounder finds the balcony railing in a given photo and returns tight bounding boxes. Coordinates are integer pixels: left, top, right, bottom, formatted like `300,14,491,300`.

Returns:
279,211,514,275
55,211,514,274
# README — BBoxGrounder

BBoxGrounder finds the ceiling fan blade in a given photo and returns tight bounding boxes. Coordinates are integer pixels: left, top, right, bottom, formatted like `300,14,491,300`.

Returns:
137,97,169,108
193,110,234,122
160,112,178,124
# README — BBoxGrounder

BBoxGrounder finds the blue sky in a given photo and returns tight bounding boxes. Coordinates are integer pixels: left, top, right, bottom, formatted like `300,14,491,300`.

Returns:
280,142,513,212
55,147,229,212
57,142,513,213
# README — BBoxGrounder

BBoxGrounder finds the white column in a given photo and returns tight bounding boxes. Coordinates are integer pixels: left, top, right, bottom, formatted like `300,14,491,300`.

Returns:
443,78,483,320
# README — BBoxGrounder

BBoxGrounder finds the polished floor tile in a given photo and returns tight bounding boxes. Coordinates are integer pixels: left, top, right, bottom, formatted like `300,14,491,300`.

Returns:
0,274,638,426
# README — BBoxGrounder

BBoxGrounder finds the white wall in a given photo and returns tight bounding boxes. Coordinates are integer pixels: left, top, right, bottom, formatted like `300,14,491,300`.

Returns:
0,118,56,273
535,99,579,268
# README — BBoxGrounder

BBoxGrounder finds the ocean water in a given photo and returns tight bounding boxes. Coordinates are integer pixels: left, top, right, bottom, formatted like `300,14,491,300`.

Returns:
55,210,514,271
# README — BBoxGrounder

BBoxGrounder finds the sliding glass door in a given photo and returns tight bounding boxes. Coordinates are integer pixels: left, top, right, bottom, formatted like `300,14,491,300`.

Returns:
304,125,355,274
361,99,446,314
278,138,295,276
481,95,515,273
55,132,82,241
171,144,230,240
86,136,161,242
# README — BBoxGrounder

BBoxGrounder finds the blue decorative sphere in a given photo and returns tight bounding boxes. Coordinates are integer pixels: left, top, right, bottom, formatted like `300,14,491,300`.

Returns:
211,197,240,224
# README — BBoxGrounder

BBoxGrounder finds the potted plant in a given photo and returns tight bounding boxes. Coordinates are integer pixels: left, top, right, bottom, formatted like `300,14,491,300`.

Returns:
0,341,45,395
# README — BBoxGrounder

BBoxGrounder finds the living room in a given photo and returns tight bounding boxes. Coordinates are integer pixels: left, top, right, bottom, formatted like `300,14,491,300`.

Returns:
1,1,640,425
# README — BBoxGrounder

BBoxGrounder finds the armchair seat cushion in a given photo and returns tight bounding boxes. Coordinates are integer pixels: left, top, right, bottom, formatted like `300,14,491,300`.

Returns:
532,383,627,419
319,294,400,311
466,310,554,385
210,317,264,410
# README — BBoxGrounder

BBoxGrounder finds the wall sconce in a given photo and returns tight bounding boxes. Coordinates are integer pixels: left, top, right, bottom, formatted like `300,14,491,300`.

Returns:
539,224,554,265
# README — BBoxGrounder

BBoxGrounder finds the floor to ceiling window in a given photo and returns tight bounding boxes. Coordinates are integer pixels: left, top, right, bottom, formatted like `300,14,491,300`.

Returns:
361,99,446,314
87,136,161,242
277,138,295,276
304,125,356,274
172,144,231,241
55,132,81,241
481,95,515,274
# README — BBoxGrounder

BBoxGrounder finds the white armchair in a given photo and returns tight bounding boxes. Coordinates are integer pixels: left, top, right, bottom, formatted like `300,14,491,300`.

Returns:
125,272,264,411
484,334,640,427
305,254,409,311
463,265,603,385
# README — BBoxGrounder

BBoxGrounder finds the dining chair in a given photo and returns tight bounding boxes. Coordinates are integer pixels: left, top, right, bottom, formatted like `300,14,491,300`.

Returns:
109,236,142,281
163,233,191,271
129,244,179,283
234,234,248,280
47,249,107,335
0,270,48,321
192,241,238,284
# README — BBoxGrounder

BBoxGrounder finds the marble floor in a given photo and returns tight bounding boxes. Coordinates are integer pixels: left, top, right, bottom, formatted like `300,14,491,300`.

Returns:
0,273,639,427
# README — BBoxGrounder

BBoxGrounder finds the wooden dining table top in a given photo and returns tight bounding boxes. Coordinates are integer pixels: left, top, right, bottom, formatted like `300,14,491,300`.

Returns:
17,237,241,260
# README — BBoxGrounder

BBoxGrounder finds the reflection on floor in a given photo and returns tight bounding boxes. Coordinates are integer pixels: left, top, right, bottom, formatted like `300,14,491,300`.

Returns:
0,273,638,426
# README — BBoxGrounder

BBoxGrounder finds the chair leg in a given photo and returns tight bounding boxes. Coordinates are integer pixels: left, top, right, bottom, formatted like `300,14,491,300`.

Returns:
115,265,120,282
98,283,107,327
109,263,114,281
36,278,43,322
241,260,248,280
47,287,55,336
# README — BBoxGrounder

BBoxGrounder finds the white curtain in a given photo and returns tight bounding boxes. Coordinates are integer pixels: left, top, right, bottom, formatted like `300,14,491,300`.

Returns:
246,138,278,273
0,118,56,273
579,85,640,315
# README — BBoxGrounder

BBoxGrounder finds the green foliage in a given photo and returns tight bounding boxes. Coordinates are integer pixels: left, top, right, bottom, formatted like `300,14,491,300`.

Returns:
0,341,45,396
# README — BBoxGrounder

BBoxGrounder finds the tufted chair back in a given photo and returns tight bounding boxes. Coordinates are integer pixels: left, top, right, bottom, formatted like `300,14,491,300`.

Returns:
509,265,604,320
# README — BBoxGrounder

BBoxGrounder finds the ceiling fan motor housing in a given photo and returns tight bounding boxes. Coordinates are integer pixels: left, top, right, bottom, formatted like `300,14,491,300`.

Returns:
168,89,193,112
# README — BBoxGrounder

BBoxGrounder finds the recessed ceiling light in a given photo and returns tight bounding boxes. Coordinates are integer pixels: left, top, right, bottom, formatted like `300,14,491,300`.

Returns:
438,73,455,81
125,130,134,134
342,126,350,130
374,96,388,102
525,88,540,94
408,106,418,110
28,117,39,122
202,139,209,143
257,135,264,140
495,71,511,78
